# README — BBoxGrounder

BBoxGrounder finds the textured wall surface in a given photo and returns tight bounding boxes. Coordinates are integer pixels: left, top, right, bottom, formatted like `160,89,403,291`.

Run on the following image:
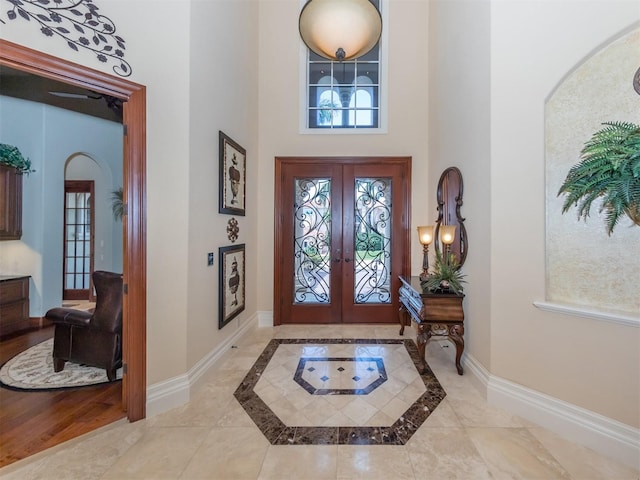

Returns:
546,29,640,315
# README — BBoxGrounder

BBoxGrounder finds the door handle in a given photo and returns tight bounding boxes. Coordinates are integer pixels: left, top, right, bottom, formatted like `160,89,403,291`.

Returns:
333,258,341,263
344,258,352,263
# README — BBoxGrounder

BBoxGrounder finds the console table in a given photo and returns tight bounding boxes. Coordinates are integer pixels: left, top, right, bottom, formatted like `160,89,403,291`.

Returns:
398,275,465,375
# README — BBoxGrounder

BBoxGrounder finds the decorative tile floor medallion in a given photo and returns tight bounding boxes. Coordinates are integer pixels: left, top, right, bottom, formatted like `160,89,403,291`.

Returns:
234,338,446,445
294,357,387,395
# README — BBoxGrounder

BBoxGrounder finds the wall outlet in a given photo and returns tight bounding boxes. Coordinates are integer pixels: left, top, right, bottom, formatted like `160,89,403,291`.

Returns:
207,252,214,266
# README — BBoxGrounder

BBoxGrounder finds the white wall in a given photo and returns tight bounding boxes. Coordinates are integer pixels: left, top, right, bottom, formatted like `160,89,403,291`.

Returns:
428,0,492,371
256,0,431,314
490,0,639,429
114,1,193,383
185,0,259,368
429,0,639,430
0,96,123,316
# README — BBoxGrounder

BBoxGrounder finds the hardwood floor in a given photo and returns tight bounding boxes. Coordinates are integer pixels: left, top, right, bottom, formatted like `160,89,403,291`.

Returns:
0,326,125,467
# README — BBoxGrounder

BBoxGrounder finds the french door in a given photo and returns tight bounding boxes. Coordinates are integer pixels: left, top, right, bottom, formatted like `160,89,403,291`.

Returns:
274,157,411,324
63,180,95,300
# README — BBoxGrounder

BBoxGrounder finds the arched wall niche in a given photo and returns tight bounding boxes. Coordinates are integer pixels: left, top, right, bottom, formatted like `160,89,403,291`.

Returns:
544,27,640,315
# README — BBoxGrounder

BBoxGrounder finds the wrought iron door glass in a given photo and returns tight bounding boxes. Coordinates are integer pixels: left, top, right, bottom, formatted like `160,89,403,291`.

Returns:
64,192,91,290
293,178,332,304
354,177,391,304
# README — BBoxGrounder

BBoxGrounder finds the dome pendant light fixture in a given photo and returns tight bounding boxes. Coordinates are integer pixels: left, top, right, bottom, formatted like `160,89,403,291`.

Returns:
299,0,382,62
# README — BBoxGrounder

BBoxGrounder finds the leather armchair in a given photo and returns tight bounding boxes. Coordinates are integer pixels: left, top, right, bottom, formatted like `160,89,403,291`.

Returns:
45,271,123,381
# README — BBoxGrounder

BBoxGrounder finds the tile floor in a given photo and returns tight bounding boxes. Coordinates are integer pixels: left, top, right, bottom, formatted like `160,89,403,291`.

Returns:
234,338,445,446
1,324,638,480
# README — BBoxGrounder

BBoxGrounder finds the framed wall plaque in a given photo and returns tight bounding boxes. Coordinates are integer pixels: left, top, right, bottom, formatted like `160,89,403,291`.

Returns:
218,243,245,329
219,131,246,216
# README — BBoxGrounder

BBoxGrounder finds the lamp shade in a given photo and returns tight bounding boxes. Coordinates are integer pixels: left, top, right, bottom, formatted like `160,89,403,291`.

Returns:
417,226,434,246
299,0,382,61
440,225,456,245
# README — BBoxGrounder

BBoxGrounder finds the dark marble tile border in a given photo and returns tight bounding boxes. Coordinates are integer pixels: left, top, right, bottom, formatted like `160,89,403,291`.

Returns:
233,338,446,445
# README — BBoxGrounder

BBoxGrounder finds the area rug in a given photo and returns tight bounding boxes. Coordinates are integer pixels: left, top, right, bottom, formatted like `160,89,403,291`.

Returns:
0,338,121,391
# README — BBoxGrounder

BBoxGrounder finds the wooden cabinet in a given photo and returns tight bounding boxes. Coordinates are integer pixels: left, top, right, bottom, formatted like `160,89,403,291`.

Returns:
0,276,30,337
0,164,23,240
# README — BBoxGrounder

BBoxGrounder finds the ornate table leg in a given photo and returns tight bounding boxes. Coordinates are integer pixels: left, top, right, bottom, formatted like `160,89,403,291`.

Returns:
398,304,408,336
415,323,430,374
448,323,465,375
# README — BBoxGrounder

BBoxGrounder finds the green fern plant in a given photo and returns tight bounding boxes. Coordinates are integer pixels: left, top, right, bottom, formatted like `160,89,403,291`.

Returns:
557,121,640,235
0,143,33,175
111,187,124,222
318,98,340,124
421,250,466,294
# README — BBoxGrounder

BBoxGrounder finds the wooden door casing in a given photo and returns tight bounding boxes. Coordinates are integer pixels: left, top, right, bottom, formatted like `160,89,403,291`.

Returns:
274,156,411,325
0,40,147,421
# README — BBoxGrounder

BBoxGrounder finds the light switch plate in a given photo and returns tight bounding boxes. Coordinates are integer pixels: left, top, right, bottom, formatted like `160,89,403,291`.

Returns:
207,252,214,266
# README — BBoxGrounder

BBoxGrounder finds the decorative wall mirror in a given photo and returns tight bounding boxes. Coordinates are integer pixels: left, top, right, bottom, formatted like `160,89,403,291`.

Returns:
434,166,468,267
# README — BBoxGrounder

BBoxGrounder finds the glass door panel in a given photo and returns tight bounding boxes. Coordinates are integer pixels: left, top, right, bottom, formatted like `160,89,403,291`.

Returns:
353,177,392,304
63,180,94,300
293,178,332,304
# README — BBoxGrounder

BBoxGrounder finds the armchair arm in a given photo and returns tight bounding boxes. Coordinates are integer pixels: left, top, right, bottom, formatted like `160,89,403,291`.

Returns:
45,307,92,327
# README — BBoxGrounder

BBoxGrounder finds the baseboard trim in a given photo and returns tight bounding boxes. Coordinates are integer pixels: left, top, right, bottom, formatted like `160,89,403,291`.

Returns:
146,313,258,417
257,310,273,327
464,354,640,470
145,371,190,418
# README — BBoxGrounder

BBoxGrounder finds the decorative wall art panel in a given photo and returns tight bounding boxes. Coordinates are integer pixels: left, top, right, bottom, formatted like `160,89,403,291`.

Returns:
218,243,245,329
3,0,132,77
219,131,246,216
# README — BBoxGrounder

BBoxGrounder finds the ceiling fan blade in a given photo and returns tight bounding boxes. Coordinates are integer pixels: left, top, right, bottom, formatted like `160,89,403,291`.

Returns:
48,91,102,100
47,90,122,120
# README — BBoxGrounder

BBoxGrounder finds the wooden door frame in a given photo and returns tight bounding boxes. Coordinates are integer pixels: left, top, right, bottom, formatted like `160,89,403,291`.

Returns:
0,39,147,421
274,156,411,325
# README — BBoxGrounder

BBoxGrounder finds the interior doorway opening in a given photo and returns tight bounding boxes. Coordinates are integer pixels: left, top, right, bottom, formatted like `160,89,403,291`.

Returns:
0,39,147,421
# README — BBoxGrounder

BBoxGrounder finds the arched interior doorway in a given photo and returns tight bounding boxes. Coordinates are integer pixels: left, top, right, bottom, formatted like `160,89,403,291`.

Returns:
0,39,147,421
63,153,123,302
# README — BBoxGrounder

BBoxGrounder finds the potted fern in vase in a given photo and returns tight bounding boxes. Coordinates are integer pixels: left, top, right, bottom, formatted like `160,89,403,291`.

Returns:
557,121,640,235
421,250,466,294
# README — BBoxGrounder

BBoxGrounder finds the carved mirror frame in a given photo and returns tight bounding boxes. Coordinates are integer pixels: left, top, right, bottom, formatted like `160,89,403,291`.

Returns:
434,166,468,267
